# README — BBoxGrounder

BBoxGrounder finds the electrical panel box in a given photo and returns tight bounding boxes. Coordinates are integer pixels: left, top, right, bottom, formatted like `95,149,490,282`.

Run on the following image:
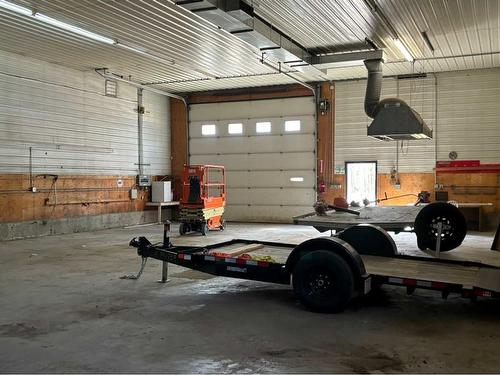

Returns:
137,175,151,187
129,188,138,199
152,181,172,202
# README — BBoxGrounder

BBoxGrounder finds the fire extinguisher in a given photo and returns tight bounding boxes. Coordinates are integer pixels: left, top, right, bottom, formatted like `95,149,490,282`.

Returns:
318,159,326,193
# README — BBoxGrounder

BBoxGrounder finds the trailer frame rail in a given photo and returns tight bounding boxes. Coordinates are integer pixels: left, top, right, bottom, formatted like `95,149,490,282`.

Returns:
130,235,500,301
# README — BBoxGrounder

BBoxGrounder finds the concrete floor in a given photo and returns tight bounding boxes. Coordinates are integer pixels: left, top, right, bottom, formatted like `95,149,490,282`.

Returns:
1,223,499,373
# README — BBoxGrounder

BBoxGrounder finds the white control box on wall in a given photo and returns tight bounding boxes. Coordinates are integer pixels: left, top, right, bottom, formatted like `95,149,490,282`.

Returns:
151,181,172,202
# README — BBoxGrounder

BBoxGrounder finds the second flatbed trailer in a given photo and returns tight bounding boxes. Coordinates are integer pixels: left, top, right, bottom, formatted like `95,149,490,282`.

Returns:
129,223,500,313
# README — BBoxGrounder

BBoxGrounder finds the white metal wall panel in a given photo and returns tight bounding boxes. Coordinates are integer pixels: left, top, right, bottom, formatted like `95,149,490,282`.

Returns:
0,50,170,175
335,75,437,173
189,97,316,222
335,68,500,172
435,68,500,162
142,90,171,175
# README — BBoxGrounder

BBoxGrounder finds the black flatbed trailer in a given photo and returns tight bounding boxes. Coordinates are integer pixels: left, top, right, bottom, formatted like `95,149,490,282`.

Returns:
293,205,420,233
129,223,500,313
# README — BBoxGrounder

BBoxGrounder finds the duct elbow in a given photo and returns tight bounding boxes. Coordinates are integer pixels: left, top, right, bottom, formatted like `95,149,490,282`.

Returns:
364,59,383,118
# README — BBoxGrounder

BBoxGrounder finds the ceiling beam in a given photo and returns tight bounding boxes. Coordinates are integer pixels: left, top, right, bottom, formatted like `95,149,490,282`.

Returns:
311,50,385,71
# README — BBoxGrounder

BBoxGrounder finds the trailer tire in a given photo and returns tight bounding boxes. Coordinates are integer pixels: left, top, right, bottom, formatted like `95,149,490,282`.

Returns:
292,250,354,313
414,202,467,251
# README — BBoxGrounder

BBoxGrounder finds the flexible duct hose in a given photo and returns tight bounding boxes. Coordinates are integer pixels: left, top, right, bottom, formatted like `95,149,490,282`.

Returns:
364,59,383,118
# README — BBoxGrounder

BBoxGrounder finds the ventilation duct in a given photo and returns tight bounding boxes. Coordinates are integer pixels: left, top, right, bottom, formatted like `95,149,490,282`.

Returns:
176,0,309,63
364,59,432,141
173,0,325,79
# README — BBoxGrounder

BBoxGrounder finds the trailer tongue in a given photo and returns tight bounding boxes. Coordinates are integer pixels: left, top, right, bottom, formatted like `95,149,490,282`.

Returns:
128,216,500,313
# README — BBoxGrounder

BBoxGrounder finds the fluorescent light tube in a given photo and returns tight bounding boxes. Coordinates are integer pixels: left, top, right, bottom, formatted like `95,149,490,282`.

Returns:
393,38,414,62
34,13,114,44
0,0,114,44
0,0,31,16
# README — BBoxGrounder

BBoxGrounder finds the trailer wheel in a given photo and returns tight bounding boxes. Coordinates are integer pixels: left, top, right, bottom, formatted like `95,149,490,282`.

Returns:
179,223,188,236
414,202,467,251
292,250,354,313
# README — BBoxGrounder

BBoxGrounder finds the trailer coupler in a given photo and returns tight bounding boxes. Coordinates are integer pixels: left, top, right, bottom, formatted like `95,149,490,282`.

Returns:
126,237,178,283
126,222,179,282
129,236,153,251
129,221,177,256
126,221,212,282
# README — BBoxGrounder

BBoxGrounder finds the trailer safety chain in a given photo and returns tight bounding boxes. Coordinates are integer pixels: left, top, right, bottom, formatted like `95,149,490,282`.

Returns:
120,256,148,280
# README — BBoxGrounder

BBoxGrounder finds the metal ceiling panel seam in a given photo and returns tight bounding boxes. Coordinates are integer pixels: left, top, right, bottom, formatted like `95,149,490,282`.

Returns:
251,0,499,64
0,0,300,87
15,0,276,76
0,16,205,82
1,0,499,92
0,9,215,80
250,0,401,59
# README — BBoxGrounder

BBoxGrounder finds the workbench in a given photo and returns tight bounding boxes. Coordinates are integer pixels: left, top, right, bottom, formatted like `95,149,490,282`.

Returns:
146,201,179,224
454,203,493,231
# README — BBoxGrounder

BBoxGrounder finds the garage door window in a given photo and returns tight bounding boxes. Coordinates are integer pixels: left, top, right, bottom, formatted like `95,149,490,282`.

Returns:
202,124,216,135
285,120,301,132
256,121,271,133
228,123,243,134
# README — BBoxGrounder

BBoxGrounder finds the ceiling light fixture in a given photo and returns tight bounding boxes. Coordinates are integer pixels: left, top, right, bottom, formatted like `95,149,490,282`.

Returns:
421,31,435,52
0,0,31,15
0,0,212,78
0,0,114,44
393,38,414,62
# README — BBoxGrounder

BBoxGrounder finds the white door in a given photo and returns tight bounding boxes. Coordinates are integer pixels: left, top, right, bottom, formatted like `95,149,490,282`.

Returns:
189,97,316,222
346,162,377,206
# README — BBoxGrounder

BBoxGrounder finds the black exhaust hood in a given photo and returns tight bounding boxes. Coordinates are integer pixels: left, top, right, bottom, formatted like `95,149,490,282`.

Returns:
364,59,433,141
367,98,433,140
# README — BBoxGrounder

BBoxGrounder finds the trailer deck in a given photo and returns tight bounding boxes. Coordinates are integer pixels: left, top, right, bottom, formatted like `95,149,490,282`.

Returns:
293,205,421,232
128,203,499,312
130,234,500,306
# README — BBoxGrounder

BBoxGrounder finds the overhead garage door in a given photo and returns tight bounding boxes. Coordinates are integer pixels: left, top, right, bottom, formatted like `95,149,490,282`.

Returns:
189,97,316,222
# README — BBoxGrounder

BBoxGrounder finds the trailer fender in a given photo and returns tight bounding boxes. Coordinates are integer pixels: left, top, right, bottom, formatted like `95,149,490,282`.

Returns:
337,224,398,257
285,237,367,288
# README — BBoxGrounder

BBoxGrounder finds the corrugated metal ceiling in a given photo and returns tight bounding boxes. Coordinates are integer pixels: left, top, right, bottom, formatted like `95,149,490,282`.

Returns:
251,0,500,79
0,0,499,93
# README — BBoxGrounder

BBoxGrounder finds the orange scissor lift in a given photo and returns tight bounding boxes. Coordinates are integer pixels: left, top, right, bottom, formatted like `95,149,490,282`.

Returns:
178,164,226,236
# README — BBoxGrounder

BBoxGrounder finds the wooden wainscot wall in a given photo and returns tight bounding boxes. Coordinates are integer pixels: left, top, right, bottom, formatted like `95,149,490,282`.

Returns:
0,174,149,223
